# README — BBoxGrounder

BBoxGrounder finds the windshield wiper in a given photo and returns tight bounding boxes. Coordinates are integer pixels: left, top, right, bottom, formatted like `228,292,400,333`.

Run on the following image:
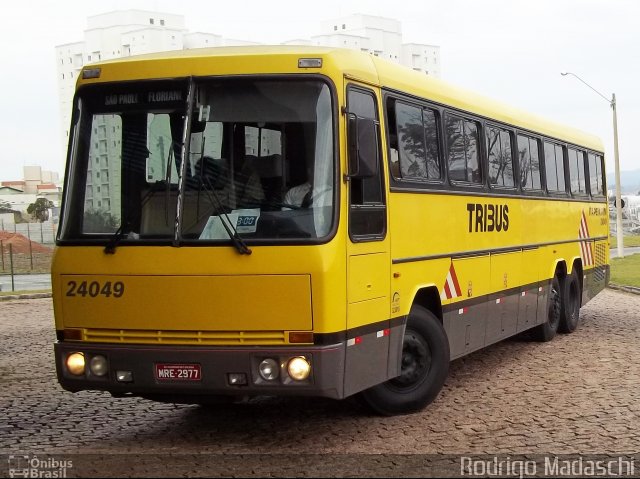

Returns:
199,174,252,255
103,181,163,255
103,223,129,254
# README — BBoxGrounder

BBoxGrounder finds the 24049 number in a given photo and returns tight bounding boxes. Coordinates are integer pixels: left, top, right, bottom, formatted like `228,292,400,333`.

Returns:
66,281,125,298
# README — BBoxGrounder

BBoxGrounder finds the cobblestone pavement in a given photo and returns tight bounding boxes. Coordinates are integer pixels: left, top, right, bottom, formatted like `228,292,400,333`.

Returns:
0,289,639,477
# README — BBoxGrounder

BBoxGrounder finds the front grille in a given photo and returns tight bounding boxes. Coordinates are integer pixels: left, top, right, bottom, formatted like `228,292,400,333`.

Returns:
81,328,288,345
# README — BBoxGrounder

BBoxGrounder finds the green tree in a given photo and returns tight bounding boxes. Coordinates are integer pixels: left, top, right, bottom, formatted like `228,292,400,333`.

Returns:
27,198,54,222
83,209,119,233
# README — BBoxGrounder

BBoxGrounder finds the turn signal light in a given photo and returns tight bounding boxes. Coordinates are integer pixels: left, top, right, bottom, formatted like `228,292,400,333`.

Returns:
289,332,313,344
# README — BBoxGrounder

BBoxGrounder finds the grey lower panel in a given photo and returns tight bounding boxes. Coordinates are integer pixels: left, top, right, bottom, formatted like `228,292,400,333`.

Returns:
55,341,346,400
343,327,392,398
445,282,554,360
536,283,550,326
444,302,487,360
486,294,519,344
584,266,609,305
517,286,540,332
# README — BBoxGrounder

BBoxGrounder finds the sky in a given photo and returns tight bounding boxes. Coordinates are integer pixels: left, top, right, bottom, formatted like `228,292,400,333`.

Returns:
2,0,639,182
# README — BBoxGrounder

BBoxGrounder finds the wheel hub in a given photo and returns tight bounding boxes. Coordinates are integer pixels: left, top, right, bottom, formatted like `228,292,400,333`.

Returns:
392,331,431,388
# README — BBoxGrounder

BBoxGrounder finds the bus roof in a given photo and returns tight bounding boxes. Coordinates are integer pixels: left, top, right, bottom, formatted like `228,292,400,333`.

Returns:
80,45,603,152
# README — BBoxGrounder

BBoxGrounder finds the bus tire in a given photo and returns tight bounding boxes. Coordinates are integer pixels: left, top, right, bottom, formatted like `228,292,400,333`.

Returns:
558,271,581,333
531,276,561,342
359,305,449,416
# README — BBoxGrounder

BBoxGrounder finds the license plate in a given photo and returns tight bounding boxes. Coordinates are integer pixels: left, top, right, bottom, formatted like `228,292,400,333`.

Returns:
155,364,202,381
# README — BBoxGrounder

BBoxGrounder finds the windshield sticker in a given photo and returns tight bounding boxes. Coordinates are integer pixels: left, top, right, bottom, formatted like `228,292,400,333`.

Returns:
199,209,261,240
234,209,260,234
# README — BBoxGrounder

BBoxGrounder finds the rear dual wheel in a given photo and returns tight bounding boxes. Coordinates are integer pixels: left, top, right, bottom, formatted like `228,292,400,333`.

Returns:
531,275,561,342
558,271,581,334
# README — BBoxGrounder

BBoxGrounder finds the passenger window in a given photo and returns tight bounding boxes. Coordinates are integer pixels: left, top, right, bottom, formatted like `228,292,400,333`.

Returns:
446,114,481,184
517,135,541,190
568,148,587,195
588,153,605,196
394,102,441,181
544,141,566,193
486,125,515,188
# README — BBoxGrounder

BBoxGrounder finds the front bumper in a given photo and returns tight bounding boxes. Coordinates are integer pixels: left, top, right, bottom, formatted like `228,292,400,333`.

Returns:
54,341,346,400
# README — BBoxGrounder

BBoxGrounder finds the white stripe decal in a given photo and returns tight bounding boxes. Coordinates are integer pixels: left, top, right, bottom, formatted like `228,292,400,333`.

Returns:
446,274,457,298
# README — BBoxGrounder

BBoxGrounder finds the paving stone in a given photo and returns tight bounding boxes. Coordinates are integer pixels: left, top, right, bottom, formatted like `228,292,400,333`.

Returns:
0,290,639,476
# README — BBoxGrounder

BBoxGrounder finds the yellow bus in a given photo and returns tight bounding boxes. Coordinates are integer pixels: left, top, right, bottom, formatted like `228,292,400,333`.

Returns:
53,46,609,415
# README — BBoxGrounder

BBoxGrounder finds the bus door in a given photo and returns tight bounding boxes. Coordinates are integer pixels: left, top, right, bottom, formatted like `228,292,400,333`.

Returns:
343,83,392,397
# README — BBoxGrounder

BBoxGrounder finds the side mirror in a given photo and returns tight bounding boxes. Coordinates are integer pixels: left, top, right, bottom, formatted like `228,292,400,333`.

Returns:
347,114,379,179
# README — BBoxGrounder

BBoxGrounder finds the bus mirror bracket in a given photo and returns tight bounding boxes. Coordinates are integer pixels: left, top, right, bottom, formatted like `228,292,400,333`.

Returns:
346,114,379,180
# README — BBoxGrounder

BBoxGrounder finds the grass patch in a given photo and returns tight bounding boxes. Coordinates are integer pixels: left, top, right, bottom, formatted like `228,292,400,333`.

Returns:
0,289,51,297
610,235,640,248
610,254,640,288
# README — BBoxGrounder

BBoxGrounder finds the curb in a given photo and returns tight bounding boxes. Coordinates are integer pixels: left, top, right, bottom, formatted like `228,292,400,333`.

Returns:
0,292,52,301
607,283,640,295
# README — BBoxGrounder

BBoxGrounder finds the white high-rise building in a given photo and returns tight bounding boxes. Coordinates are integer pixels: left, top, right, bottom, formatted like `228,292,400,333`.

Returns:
55,10,187,160
54,10,267,163
54,10,442,212
311,14,440,77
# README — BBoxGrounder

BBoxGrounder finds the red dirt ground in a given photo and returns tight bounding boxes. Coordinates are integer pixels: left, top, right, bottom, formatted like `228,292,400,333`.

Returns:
0,231,52,254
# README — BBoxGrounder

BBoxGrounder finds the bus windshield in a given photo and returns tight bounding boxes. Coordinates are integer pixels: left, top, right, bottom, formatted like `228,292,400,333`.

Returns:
60,78,335,245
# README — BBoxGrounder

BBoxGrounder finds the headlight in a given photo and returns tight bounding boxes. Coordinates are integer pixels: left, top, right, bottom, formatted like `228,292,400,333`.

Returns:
66,352,85,376
89,355,108,377
258,358,280,381
287,356,311,381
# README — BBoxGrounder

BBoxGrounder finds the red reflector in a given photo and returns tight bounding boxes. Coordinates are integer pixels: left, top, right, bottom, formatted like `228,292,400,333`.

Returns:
289,332,314,344
384,329,390,336
64,329,83,340
355,337,362,344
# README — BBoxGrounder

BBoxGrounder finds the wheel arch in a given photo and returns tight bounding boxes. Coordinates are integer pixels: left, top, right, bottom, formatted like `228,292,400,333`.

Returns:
550,259,568,282
409,285,443,325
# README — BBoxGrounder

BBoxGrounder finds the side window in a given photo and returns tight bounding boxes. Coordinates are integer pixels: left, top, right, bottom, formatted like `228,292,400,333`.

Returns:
588,153,605,196
486,125,515,188
517,135,542,190
422,108,442,180
396,102,426,179
348,87,386,240
544,141,566,193
393,101,441,181
568,148,587,195
445,114,481,184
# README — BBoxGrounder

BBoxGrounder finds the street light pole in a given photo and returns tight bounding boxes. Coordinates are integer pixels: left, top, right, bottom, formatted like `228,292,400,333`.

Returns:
611,93,624,258
561,72,624,258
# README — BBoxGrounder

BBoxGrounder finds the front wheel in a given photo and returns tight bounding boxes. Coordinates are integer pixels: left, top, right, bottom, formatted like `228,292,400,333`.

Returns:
359,306,450,416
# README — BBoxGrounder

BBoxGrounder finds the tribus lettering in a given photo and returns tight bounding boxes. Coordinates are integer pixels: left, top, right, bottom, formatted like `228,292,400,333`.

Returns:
466,203,509,233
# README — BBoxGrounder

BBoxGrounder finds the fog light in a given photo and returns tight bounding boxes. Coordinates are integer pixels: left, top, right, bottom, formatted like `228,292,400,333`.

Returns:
89,355,108,377
228,373,248,386
66,352,85,376
116,371,133,383
287,356,310,381
258,358,280,381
